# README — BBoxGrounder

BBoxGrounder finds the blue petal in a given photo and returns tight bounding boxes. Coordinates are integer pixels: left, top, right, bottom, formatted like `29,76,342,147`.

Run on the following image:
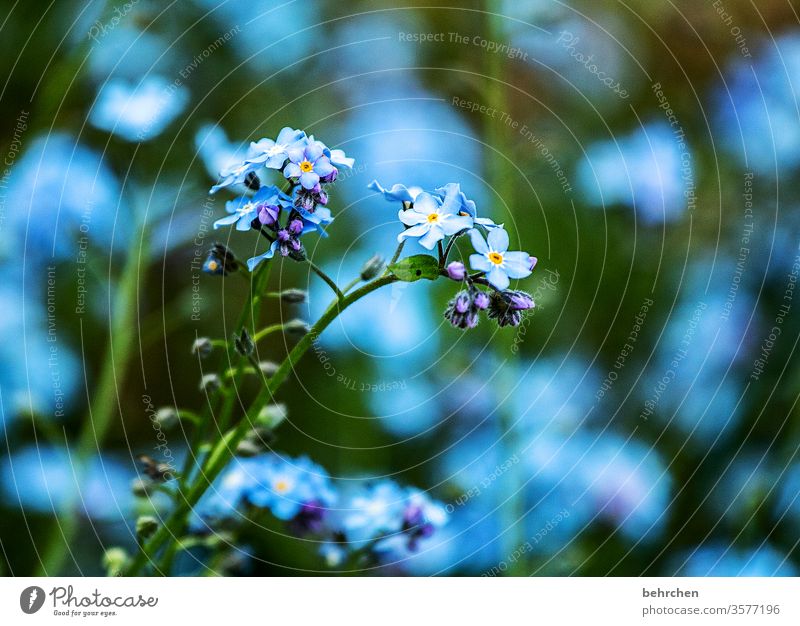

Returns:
413,192,440,215
368,180,414,203
418,225,444,249
246,242,278,271
503,251,533,279
213,213,240,229
299,171,320,189
469,228,489,254
284,162,301,178
397,223,430,242
235,214,253,231
276,126,305,145
441,214,474,235
305,141,324,162
329,148,354,169
487,227,509,253
487,266,510,290
313,156,334,177
469,253,491,272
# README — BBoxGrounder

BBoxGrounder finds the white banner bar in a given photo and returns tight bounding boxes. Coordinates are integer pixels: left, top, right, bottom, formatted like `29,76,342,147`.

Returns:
1,577,798,625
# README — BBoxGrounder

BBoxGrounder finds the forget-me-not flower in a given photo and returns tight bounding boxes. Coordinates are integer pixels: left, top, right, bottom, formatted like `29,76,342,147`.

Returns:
213,185,291,231
284,141,336,189
436,183,498,229
368,179,420,203
468,227,532,290
246,127,306,169
397,191,473,249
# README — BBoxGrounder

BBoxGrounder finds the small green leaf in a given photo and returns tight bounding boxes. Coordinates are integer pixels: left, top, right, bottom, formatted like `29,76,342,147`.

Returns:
388,254,441,282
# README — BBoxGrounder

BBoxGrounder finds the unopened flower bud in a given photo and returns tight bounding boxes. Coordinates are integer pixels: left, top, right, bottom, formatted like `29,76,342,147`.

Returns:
446,261,466,281
455,291,470,314
288,219,304,235
102,547,128,577
136,515,159,539
234,328,255,356
279,288,307,303
200,373,221,393
285,319,310,335
360,254,385,281
473,291,490,310
154,407,178,430
131,477,153,498
528,256,538,271
235,439,263,457
191,337,213,358
259,361,280,376
256,402,288,429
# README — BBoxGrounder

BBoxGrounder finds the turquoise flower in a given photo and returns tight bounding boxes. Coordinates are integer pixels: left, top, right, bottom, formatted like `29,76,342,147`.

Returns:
468,228,532,290
397,192,473,249
436,183,499,229
246,127,306,169
213,185,291,231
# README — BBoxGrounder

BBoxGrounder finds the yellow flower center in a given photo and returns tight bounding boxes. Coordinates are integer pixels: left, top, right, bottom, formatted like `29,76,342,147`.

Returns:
299,160,314,173
274,479,292,493
488,252,504,265
427,213,440,223
206,260,218,271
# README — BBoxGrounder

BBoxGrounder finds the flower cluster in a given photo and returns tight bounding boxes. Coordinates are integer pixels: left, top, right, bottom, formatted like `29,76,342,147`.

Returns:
207,127,352,271
370,180,538,328
192,453,447,568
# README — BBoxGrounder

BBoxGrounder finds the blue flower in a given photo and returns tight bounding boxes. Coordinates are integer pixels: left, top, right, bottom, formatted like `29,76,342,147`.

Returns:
213,186,291,231
339,480,447,549
284,141,336,189
468,228,532,290
368,179,421,203
244,454,336,521
209,158,262,195
340,480,407,543
435,183,498,228
193,454,336,528
246,127,306,169
307,135,354,170
89,75,188,142
397,192,473,249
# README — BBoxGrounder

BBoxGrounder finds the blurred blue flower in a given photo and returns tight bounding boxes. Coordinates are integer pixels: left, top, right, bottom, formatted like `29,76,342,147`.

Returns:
2,133,125,261
577,122,690,224
0,445,134,521
713,33,800,175
90,76,188,142
194,453,336,528
246,454,336,521
338,480,447,551
671,543,797,576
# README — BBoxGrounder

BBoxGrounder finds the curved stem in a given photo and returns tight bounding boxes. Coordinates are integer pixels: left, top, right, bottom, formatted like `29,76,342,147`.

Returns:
124,273,398,576
386,241,405,270
306,259,344,299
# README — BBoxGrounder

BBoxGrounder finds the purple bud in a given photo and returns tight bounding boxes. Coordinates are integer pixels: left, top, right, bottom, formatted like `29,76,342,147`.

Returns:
288,218,304,235
277,229,290,242
455,292,470,314
473,291,490,310
508,291,534,310
529,256,538,271
311,182,322,194
316,190,329,205
258,204,280,226
321,168,338,183
290,239,302,251
446,261,466,281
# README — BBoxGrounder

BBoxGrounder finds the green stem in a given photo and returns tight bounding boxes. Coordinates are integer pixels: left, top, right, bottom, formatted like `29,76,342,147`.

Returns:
37,225,147,575
306,259,344,299
253,322,285,343
386,241,405,270
124,274,398,576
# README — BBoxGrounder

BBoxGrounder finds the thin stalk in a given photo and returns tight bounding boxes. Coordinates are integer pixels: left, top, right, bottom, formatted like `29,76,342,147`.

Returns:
386,241,405,270
306,259,344,300
124,274,398,576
